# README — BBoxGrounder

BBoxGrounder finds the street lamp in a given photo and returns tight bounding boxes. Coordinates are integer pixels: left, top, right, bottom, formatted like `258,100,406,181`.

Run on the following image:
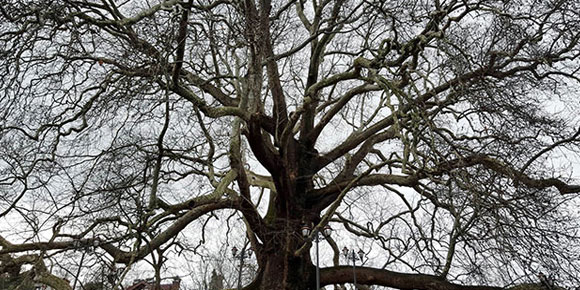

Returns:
232,246,253,290
342,247,365,289
301,224,332,290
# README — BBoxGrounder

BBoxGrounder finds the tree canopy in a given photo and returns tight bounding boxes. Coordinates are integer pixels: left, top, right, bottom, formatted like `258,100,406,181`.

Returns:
1,0,580,289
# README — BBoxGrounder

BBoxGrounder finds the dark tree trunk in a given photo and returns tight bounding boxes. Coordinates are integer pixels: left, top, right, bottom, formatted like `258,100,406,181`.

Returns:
243,216,320,290
251,252,317,290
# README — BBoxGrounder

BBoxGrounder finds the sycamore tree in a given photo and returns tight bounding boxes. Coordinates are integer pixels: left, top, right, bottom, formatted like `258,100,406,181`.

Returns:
1,0,580,289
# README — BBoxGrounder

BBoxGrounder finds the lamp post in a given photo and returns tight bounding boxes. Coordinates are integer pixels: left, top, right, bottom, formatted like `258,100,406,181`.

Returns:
342,247,364,289
301,224,333,290
232,246,253,290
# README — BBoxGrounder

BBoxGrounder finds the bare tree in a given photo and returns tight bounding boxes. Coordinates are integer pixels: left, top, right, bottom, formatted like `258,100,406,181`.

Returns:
1,0,580,289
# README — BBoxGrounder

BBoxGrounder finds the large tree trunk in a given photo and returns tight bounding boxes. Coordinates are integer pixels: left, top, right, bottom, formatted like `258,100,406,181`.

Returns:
243,220,320,290
251,252,317,290
254,252,316,290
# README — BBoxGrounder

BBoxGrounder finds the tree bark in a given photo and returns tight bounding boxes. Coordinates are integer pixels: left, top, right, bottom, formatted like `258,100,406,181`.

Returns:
320,267,503,290
251,252,317,290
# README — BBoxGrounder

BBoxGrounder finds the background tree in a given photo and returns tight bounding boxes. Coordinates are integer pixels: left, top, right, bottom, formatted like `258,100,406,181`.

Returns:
1,0,580,289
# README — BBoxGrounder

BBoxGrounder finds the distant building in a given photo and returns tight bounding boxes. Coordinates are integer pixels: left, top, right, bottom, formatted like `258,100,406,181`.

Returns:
126,277,181,290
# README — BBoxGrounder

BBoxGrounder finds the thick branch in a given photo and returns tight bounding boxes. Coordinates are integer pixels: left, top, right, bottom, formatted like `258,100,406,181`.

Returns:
182,70,239,107
102,200,235,263
171,83,249,119
0,201,234,263
309,173,419,200
260,0,289,141
320,266,502,290
172,0,192,84
439,155,580,194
